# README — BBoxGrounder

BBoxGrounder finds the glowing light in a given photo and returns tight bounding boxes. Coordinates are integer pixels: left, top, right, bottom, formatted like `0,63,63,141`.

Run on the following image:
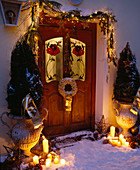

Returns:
31,2,117,71
60,159,66,165
46,158,51,167
33,155,39,165
112,140,118,145
110,126,115,137
119,134,124,141
130,108,138,115
117,141,121,147
34,35,38,41
54,156,59,164
66,100,69,106
125,142,129,147
122,138,126,145
47,153,52,161
43,139,49,153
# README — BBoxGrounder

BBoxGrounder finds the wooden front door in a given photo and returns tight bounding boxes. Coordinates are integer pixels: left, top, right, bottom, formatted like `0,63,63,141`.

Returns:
38,15,96,137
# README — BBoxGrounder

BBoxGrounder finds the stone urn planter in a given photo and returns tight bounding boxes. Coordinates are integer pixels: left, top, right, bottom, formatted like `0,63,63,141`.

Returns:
1,109,48,156
113,101,137,137
11,118,43,156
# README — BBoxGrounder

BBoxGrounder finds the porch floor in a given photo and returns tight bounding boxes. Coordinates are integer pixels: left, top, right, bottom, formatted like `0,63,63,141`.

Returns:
45,130,140,169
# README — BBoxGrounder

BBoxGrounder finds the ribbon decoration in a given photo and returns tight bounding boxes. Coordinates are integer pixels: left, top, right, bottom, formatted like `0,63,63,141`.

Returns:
22,94,43,129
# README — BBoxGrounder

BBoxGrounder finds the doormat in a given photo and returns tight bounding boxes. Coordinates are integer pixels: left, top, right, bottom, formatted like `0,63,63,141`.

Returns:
51,130,95,149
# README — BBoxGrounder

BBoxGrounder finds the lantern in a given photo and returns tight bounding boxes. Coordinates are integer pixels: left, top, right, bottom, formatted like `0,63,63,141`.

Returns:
0,0,22,26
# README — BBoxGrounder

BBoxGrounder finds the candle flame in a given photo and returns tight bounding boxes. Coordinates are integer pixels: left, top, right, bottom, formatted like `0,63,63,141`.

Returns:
60,159,66,165
119,134,124,140
54,156,59,164
33,155,39,165
125,142,129,147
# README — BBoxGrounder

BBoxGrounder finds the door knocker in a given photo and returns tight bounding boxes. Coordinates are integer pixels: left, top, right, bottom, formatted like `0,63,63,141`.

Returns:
58,78,77,111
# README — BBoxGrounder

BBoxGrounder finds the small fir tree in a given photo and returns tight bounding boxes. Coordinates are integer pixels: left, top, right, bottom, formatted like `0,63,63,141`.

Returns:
113,42,140,103
6,34,43,116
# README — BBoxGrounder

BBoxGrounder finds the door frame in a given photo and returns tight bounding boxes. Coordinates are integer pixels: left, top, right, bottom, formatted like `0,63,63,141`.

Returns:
38,12,97,136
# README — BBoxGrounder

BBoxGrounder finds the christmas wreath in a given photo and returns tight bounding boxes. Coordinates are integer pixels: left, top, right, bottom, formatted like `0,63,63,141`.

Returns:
58,78,77,98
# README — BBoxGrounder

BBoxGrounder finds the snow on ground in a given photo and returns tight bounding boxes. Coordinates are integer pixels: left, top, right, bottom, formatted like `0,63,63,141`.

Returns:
42,131,140,170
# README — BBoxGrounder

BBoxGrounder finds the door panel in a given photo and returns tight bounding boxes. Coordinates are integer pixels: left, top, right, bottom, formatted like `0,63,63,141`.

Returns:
72,91,85,122
48,93,63,126
38,15,96,137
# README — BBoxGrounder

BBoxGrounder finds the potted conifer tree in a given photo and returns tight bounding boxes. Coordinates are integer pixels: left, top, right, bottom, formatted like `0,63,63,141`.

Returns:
1,33,47,156
113,42,140,137
6,34,43,118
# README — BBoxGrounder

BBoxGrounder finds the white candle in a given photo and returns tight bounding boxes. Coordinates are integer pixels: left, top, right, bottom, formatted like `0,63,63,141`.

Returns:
122,138,126,145
43,139,49,153
110,126,115,137
125,142,129,147
33,155,39,165
46,158,51,167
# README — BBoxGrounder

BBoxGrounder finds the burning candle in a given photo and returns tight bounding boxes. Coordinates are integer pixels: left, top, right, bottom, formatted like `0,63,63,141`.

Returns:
112,140,118,146
119,134,124,141
114,140,119,145
109,139,113,144
122,138,126,145
47,153,52,161
125,142,129,147
117,141,121,147
46,158,51,168
60,159,66,165
110,126,115,137
54,156,59,164
33,155,39,165
43,139,49,153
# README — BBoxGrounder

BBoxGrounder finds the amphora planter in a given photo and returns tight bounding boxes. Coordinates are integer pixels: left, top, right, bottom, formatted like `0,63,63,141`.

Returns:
113,101,137,137
1,109,48,156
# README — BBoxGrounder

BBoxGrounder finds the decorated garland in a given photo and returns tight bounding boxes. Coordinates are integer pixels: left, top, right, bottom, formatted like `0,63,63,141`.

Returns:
20,0,117,68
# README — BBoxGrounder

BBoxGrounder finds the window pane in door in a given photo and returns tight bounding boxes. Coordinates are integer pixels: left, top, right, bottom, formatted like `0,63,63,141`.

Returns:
70,38,86,81
45,37,63,83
